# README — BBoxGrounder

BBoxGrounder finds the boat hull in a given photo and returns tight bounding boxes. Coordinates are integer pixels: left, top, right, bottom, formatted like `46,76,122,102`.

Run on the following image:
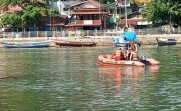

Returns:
2,41,51,48
156,38,176,46
98,54,160,67
98,54,145,67
54,41,97,47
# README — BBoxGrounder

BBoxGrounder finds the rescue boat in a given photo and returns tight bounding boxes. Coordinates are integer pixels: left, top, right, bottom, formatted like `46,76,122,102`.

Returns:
98,54,145,67
98,54,160,67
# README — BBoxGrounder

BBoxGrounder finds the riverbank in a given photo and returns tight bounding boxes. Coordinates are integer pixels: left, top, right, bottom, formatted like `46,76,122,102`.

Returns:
0,34,181,47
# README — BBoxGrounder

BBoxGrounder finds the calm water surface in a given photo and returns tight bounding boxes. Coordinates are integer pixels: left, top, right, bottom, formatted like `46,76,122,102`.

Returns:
0,45,180,111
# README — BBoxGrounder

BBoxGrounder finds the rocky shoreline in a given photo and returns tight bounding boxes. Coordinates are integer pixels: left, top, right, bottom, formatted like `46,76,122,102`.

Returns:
0,34,181,47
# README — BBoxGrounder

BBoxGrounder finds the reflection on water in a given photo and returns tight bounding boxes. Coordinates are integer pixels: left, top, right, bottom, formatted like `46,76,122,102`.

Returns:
0,45,180,111
98,66,144,86
98,66,145,97
148,65,160,73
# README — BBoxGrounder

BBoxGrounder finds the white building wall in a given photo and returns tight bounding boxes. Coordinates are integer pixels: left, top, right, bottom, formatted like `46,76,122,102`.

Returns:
51,0,85,16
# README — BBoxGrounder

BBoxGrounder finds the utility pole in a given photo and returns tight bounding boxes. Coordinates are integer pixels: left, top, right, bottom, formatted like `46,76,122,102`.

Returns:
125,0,128,28
115,0,118,29
169,13,171,34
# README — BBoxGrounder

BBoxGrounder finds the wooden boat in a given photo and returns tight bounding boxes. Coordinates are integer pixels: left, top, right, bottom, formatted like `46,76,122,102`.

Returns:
98,54,160,67
2,40,51,48
156,38,176,46
54,41,97,47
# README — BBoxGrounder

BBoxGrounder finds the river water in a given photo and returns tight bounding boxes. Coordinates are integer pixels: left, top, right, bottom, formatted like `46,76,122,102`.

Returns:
0,45,180,111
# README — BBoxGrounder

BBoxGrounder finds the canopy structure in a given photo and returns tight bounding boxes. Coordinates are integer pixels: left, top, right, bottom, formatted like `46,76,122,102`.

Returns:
123,31,138,42
112,31,139,48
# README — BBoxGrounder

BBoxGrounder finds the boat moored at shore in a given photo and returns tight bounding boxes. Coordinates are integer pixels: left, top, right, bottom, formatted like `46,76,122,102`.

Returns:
54,40,97,47
156,38,176,46
1,40,51,48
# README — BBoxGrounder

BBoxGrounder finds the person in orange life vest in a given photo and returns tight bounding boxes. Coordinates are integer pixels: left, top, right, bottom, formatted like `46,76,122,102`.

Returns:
126,41,138,60
111,48,125,61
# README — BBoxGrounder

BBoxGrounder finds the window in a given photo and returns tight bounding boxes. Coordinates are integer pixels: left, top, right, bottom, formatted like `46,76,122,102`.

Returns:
77,27,83,31
56,27,62,31
63,8,69,11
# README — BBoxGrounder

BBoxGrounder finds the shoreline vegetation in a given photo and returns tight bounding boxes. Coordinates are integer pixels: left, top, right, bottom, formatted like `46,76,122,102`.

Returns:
0,34,181,47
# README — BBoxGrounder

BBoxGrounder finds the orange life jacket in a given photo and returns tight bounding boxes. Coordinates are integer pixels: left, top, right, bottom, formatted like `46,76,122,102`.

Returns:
115,50,121,57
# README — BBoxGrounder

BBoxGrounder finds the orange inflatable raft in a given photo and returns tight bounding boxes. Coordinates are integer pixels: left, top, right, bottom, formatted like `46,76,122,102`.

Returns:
98,54,160,67
98,54,145,67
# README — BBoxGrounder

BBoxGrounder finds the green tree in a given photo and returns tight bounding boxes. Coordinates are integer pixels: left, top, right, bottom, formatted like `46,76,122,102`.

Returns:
142,0,181,27
21,5,42,28
0,0,51,7
0,0,59,29
0,13,21,27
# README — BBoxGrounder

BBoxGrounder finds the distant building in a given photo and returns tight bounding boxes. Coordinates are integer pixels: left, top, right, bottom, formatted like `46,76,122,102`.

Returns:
114,0,151,28
51,0,86,17
44,0,109,31
118,11,152,29
106,0,138,28
65,0,109,31
41,15,68,31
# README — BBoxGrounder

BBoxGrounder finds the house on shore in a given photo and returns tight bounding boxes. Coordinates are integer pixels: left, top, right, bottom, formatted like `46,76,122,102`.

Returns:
51,0,86,16
118,11,152,29
65,0,109,31
107,0,151,29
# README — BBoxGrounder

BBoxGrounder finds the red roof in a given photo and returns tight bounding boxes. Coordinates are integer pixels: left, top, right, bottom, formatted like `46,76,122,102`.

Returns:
118,19,144,25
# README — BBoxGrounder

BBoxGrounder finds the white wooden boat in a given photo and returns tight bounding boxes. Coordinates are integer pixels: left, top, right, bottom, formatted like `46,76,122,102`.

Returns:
2,40,51,48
